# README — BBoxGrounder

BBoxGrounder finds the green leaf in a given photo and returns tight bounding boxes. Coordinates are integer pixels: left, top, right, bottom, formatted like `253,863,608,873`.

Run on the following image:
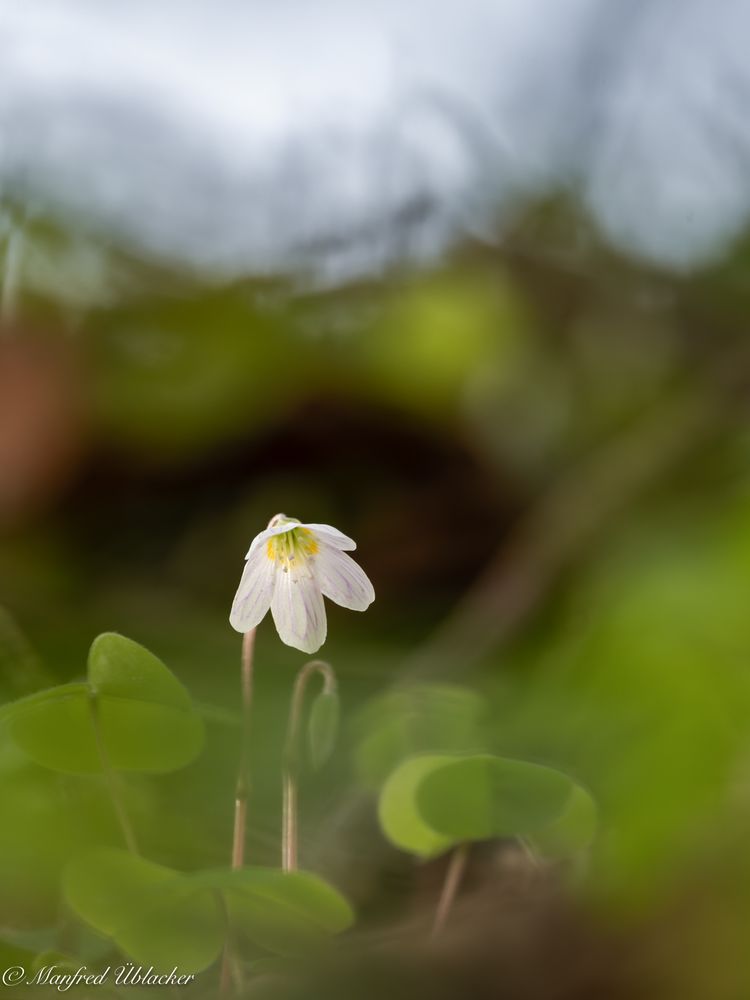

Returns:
381,752,598,861
63,849,224,973
2,634,204,774
193,868,354,957
0,937,38,969
63,848,178,937
114,886,224,974
308,690,339,770
0,741,118,928
90,633,203,772
88,633,192,711
64,852,354,968
417,755,573,841
95,698,204,773
528,783,598,860
6,684,98,773
378,755,457,858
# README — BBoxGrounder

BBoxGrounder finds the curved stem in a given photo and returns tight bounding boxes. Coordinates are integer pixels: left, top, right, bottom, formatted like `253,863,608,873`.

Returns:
90,695,139,856
282,659,336,872
431,843,469,939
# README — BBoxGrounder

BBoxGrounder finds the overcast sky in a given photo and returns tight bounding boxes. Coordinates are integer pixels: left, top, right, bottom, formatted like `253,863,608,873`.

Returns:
1,0,749,284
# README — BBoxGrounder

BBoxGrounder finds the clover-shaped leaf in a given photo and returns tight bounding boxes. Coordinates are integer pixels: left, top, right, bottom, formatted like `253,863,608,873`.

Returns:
2,634,204,774
417,754,573,840
378,754,457,858
378,753,597,860
194,868,354,957
63,850,354,972
63,850,224,974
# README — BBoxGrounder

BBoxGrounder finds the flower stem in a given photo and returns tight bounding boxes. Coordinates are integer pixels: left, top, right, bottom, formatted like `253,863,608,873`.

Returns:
231,628,257,869
221,627,257,995
281,768,297,873
90,694,139,856
431,842,469,939
282,659,336,872
217,891,241,996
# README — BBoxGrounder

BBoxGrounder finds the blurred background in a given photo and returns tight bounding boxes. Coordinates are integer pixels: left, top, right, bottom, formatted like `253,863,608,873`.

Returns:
3,1,750,996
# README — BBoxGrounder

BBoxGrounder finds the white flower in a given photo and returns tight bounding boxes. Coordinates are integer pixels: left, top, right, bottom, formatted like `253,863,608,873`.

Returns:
230,514,375,653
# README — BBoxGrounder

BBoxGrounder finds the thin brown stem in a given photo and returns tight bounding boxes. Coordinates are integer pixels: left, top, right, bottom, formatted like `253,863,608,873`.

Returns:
282,659,336,872
217,890,242,996
282,770,296,874
231,628,257,870
221,627,257,995
431,843,469,939
90,695,139,856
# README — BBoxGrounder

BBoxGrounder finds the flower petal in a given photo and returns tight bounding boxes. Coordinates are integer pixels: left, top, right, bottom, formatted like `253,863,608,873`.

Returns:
245,522,297,558
303,523,357,551
271,567,327,653
229,544,276,632
315,543,375,611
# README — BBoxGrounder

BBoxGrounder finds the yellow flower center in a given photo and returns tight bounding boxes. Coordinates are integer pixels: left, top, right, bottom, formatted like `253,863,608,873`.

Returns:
267,527,319,571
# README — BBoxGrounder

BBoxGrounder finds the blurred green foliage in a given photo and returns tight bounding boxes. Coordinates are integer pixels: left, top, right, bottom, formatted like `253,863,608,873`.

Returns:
3,206,750,998
352,684,490,790
489,496,750,909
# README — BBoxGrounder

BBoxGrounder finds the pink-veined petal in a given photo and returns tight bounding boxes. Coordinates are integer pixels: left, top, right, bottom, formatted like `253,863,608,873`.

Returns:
315,543,375,611
303,523,357,551
271,566,327,653
229,544,276,632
